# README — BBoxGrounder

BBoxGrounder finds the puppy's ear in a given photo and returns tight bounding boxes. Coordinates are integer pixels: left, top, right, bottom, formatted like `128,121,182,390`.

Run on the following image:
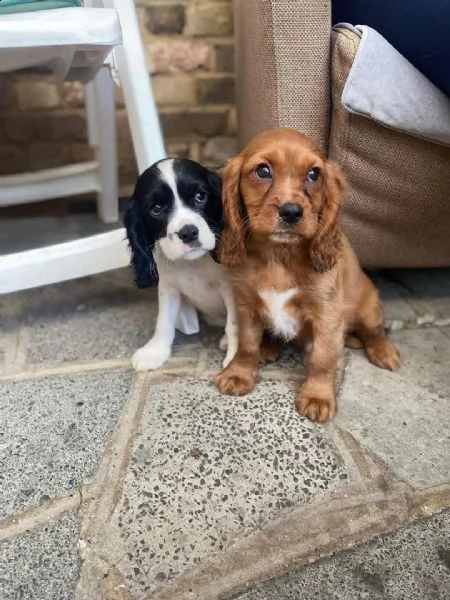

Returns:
217,155,247,268
207,168,222,204
309,160,347,273
205,169,224,264
123,195,159,288
206,168,223,234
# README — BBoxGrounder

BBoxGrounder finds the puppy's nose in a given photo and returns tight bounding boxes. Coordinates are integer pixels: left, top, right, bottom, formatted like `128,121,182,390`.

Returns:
177,224,199,244
278,203,303,224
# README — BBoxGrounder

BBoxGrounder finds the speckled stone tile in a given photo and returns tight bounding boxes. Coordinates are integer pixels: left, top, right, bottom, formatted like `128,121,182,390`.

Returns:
337,327,450,488
7,276,158,367
2,274,218,370
0,370,132,518
103,378,349,597
236,510,450,600
0,511,80,600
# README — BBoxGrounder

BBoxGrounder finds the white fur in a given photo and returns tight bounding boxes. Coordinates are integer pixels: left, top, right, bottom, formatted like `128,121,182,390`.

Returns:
157,159,216,262
132,160,238,372
259,288,300,340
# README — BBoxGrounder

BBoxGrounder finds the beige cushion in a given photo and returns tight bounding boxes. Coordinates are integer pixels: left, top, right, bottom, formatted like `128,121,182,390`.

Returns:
234,0,331,153
330,27,450,267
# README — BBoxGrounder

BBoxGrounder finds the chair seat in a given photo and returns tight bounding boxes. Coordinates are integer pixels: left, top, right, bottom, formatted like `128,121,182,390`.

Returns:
0,8,122,80
0,0,82,15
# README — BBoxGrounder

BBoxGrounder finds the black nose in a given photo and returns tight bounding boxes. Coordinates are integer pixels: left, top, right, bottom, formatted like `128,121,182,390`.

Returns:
278,203,303,224
177,224,199,244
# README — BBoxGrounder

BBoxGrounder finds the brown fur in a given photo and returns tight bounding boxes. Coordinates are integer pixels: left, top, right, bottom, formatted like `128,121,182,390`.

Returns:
216,128,400,422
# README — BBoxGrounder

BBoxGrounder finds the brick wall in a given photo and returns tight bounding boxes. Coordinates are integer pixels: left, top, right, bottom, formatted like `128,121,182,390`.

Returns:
0,0,236,196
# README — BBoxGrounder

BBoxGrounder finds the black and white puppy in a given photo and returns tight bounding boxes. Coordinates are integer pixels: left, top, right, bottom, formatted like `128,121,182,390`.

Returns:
124,157,238,372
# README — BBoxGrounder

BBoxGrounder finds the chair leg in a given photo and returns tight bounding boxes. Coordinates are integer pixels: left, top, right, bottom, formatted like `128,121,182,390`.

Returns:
86,65,119,224
112,34,165,172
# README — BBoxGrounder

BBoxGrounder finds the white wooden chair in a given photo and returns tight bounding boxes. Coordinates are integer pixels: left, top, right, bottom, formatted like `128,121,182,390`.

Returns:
0,0,165,294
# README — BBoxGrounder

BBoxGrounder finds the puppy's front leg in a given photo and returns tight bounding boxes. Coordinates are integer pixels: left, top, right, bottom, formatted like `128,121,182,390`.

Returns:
219,284,239,368
296,317,344,422
132,284,181,372
216,305,263,396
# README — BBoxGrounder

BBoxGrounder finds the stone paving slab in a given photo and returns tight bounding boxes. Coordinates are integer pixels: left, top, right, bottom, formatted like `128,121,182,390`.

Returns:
368,270,419,325
0,511,80,600
366,269,450,328
337,327,450,489
93,377,350,599
1,267,450,600
0,278,157,369
0,370,132,518
235,509,450,600
388,268,450,321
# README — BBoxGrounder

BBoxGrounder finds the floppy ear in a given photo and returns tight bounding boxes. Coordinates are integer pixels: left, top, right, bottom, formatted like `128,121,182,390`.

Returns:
205,168,224,264
217,154,247,268
309,160,347,273
123,195,159,288
206,168,223,235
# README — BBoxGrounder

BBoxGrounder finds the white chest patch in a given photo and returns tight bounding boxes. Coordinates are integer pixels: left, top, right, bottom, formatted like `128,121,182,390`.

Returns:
259,288,300,340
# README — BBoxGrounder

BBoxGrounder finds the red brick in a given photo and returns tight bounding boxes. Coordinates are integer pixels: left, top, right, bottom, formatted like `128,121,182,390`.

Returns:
185,3,233,36
196,76,235,104
214,43,234,72
146,4,185,35
28,142,71,170
146,39,212,74
160,108,228,138
0,144,27,175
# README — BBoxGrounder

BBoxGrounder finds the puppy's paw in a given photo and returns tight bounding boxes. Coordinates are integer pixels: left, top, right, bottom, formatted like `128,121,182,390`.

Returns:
219,334,228,351
216,365,256,396
131,341,170,372
222,353,233,369
366,339,401,371
296,390,336,423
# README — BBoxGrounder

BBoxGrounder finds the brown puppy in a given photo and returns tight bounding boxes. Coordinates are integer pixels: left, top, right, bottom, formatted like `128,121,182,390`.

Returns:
215,128,400,422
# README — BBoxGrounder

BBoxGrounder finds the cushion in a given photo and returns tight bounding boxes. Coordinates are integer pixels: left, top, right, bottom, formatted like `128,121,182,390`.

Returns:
0,0,81,14
332,0,450,98
330,26,450,268
338,25,450,147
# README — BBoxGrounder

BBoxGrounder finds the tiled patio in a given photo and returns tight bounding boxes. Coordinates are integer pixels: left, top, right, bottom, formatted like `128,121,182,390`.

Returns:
0,266,449,599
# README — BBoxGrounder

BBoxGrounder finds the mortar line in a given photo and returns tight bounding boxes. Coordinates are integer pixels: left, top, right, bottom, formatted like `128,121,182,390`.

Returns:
0,492,81,541
333,425,415,494
150,487,414,600
79,372,165,541
0,358,132,381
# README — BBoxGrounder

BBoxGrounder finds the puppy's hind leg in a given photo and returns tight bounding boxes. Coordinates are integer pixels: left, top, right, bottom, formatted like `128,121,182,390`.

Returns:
176,300,200,335
354,282,400,371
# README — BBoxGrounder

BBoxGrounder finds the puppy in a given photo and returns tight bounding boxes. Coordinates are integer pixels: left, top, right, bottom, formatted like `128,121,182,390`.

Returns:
215,128,400,422
124,157,238,371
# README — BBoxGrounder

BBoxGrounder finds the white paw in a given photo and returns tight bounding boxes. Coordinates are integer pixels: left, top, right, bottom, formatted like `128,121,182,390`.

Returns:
131,341,171,372
219,334,228,351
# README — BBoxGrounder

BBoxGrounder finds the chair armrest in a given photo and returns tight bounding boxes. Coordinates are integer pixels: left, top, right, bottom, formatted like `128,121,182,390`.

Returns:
234,0,332,152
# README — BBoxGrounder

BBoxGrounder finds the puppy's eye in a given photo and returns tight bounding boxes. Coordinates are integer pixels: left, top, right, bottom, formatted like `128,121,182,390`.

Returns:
306,167,320,183
255,164,271,180
194,191,207,204
150,204,163,216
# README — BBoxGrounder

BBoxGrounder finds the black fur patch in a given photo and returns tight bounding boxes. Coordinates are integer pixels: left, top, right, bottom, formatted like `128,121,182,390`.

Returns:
123,159,222,288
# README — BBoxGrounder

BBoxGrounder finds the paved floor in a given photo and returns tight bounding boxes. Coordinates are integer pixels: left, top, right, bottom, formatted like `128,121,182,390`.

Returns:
0,266,449,600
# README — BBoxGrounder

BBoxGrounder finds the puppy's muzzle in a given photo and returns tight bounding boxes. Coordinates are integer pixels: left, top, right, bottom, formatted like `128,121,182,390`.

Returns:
278,203,303,225
177,224,199,245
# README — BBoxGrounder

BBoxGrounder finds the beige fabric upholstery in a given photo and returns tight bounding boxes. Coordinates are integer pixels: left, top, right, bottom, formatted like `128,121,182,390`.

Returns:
330,28,450,267
234,0,331,153
233,0,450,267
